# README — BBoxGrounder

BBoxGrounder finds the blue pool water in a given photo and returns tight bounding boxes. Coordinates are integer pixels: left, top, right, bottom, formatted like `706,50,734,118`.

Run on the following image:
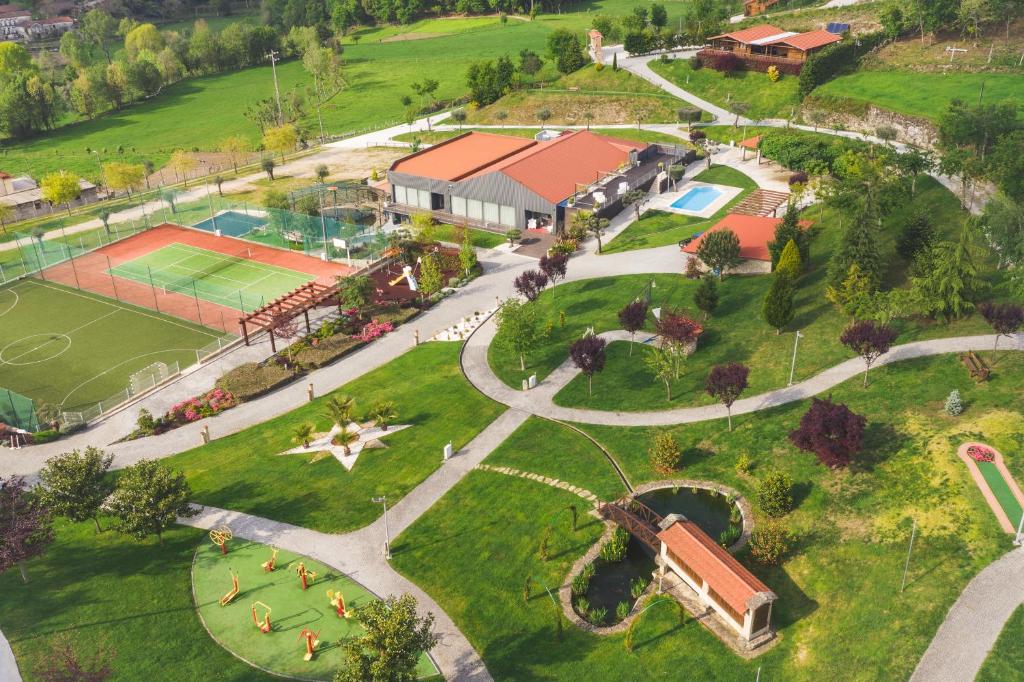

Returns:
670,186,725,212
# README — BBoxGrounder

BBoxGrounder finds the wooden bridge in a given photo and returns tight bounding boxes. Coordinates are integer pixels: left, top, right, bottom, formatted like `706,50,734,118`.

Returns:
599,497,665,550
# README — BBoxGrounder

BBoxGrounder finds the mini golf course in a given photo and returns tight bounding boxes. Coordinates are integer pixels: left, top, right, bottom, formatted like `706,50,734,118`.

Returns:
958,442,1024,534
192,539,438,680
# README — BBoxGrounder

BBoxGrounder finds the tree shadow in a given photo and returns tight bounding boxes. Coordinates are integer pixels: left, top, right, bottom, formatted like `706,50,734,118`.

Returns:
856,422,905,472
791,480,813,510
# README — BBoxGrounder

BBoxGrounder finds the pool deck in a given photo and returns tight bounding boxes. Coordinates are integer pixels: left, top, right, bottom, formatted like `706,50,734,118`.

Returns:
648,181,743,219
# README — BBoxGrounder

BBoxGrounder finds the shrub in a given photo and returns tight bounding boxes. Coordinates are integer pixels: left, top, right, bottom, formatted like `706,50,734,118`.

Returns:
293,335,363,368
735,453,752,475
750,521,793,565
616,601,632,621
689,55,702,70
767,65,780,82
789,397,866,468
649,431,681,473
945,390,964,416
574,596,590,616
571,572,590,597
600,527,630,562
689,130,706,143
718,524,742,547
709,51,741,74
31,429,62,444
630,576,648,599
217,362,294,401
135,408,156,436
788,171,808,186
448,276,460,288
799,31,886,97
588,606,608,625
358,319,394,342
757,471,794,517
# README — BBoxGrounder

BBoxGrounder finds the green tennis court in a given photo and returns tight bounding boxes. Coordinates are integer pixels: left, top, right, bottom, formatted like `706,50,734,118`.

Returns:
107,242,316,312
0,279,231,412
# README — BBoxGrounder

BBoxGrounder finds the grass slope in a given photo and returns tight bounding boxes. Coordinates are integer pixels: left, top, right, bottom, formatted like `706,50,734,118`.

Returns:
162,342,504,533
649,58,802,121
603,164,757,254
393,126,689,145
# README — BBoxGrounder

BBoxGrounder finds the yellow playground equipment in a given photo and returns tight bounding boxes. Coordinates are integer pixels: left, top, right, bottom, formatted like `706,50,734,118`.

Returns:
251,601,272,633
219,570,239,606
389,262,419,291
262,548,279,572
298,627,321,661
327,589,350,618
210,525,233,555
289,561,317,591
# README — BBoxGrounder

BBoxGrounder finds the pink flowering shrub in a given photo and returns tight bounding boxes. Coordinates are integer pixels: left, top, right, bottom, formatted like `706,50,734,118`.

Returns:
358,319,394,343
166,387,236,424
966,444,995,463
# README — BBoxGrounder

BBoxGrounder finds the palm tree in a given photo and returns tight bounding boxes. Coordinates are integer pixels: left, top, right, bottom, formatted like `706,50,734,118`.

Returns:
315,164,329,184
331,425,359,455
322,395,356,429
293,422,315,448
98,210,112,235
262,158,276,181
214,175,225,196
369,401,397,431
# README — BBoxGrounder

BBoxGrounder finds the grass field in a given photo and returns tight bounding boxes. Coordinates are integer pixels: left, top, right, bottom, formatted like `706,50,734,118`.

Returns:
0,278,228,412
603,165,757,254
107,242,316,312
430,223,506,248
394,354,1024,680
394,126,689,145
978,605,1024,682
193,540,437,680
815,70,1024,123
162,342,505,533
649,57,802,121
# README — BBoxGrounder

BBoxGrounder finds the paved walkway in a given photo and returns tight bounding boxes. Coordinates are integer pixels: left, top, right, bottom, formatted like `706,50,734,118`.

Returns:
911,546,1024,682
0,628,18,682
462,321,1013,426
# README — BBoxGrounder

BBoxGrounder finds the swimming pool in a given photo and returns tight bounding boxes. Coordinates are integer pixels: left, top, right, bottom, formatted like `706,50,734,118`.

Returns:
671,186,726,212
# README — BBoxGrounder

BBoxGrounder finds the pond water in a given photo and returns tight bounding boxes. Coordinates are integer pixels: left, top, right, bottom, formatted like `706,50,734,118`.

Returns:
577,486,739,627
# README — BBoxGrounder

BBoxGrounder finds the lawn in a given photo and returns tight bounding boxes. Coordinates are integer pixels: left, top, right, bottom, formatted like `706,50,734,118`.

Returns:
430,223,506,249
161,342,505,533
0,278,229,413
0,519,275,681
978,605,1024,682
394,353,1024,680
602,164,757,254
649,57,802,121
815,70,1024,123
491,176,1000,408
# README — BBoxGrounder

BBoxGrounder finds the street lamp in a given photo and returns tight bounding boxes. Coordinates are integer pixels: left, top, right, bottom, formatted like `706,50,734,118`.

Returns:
372,496,391,559
788,330,804,387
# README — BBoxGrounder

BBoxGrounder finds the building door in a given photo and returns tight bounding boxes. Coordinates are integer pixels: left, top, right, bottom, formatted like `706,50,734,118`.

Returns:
750,603,770,634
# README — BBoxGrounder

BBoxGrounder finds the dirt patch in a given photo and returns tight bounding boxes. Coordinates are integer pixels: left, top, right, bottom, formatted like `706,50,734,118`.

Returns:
870,21,1024,73
380,32,443,42
469,92,679,126
148,151,260,187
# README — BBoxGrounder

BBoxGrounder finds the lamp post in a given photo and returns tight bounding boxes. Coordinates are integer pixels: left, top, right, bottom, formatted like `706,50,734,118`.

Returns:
372,496,391,559
788,330,804,387
1014,510,1024,547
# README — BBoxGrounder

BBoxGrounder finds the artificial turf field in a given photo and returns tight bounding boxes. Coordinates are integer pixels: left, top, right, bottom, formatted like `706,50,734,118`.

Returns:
192,540,438,680
0,278,230,411
107,242,316,312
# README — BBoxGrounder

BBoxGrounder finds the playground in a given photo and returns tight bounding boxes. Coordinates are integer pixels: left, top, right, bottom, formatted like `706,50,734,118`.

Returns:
0,278,229,414
192,535,438,680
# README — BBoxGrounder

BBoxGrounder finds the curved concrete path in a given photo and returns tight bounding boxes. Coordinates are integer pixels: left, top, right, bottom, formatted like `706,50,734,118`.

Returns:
911,546,1024,682
0,629,19,682
462,316,1013,426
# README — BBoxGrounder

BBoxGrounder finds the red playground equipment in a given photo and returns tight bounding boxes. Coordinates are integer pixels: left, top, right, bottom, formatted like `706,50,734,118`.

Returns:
262,548,279,572
251,601,272,633
327,589,349,618
298,627,321,661
293,562,317,591
210,525,233,555
219,571,239,606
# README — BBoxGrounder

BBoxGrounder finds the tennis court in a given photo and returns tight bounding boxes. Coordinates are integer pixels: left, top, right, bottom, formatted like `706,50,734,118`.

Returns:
192,210,267,238
0,279,231,413
107,242,317,312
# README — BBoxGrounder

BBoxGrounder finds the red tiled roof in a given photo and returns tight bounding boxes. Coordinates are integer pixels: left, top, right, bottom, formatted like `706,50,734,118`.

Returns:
392,130,646,204
658,518,775,616
767,29,842,51
708,24,785,44
389,132,535,182
682,213,811,262
32,16,73,24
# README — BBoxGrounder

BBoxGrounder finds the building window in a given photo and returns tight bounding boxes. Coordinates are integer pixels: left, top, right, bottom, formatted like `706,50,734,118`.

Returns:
467,199,483,220
394,185,407,204
500,205,515,227
483,202,499,224
451,196,467,216
418,189,430,208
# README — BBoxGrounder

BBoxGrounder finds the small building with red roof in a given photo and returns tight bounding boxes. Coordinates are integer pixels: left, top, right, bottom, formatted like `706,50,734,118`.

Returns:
387,130,685,233
657,514,777,642
702,23,842,73
681,213,811,276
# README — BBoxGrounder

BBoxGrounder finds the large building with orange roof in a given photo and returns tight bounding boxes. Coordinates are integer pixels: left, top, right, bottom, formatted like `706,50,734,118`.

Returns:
386,130,686,233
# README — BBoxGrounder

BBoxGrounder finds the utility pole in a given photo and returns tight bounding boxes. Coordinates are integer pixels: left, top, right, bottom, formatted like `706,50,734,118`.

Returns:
266,50,283,125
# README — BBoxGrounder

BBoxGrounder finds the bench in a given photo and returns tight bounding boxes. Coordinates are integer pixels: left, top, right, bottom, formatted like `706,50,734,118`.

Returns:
960,351,990,382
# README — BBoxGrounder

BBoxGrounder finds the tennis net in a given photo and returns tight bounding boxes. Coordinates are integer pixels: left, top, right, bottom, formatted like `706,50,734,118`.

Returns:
160,246,253,294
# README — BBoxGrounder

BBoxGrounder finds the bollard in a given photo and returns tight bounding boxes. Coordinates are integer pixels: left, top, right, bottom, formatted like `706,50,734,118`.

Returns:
307,383,315,402
414,329,420,346
528,374,537,389
443,442,453,461
522,379,529,391
201,425,210,444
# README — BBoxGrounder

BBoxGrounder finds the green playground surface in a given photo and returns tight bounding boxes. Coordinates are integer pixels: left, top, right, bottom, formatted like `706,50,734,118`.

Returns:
192,540,438,680
0,278,230,412
107,242,316,312
977,460,1024,528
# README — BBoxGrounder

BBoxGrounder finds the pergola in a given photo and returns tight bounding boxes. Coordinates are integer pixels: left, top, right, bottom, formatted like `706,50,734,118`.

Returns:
238,281,339,352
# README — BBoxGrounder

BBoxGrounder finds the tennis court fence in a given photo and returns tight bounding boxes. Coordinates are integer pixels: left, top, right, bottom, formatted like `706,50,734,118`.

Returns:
0,387,39,432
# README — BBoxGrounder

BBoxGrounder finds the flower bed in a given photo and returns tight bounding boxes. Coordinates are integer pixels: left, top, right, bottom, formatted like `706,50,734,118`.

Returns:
966,444,995,462
167,387,236,424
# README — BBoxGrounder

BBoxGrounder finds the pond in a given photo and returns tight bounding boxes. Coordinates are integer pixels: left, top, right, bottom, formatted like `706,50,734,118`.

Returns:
574,486,741,628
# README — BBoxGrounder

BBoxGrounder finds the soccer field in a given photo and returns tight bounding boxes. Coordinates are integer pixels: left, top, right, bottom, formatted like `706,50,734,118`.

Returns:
0,279,231,413
107,242,316,312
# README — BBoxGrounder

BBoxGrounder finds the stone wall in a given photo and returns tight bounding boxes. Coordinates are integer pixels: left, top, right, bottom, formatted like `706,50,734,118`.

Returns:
802,99,938,149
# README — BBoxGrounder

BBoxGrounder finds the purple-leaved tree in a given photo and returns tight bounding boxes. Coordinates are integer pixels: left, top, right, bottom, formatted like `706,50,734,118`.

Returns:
569,335,607,397
538,253,569,296
705,363,750,432
0,476,54,583
979,302,1024,353
514,269,549,302
840,321,898,387
618,300,648,356
789,397,866,468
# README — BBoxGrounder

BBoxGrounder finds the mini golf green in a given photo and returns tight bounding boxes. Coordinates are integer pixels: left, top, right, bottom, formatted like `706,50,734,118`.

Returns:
977,460,1024,530
192,540,438,680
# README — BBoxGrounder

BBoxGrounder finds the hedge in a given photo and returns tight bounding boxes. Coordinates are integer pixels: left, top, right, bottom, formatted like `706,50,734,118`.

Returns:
757,130,868,174
293,335,365,369
217,362,296,402
798,31,887,98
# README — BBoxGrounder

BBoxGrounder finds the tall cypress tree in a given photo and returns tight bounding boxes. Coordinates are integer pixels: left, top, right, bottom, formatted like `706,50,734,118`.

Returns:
828,211,881,291
767,202,809,267
762,273,795,334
